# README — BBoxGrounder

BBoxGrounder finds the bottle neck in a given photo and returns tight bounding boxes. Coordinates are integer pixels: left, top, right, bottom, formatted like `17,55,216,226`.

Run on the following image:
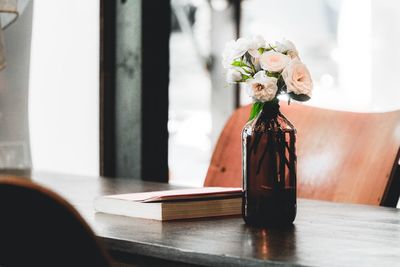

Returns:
260,98,280,121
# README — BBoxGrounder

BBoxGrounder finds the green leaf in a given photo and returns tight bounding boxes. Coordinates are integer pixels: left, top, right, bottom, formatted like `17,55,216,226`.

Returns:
241,74,251,81
266,71,280,78
288,92,311,102
241,67,253,75
248,102,264,121
231,61,250,68
258,47,265,54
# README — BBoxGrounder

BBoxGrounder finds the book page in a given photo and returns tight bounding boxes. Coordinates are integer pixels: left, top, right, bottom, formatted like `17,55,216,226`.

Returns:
103,187,242,203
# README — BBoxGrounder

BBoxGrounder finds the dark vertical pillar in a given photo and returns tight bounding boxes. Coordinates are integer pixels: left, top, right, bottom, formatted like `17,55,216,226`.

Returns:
100,0,170,182
100,0,116,177
141,0,170,182
114,0,142,179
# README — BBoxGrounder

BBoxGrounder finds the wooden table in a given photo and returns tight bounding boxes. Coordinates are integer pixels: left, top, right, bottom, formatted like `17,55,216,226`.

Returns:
26,172,400,267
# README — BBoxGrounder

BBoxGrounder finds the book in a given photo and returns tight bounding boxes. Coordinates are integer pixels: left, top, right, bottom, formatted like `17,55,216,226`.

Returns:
94,187,242,221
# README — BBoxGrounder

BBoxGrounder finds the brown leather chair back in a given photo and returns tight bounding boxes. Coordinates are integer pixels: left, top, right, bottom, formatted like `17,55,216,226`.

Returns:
204,102,400,206
0,177,112,267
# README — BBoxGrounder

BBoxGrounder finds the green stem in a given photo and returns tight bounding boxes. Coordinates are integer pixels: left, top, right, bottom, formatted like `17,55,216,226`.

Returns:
248,102,264,121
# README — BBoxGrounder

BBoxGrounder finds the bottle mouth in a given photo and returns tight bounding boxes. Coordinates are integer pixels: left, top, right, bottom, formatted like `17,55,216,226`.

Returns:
261,98,280,120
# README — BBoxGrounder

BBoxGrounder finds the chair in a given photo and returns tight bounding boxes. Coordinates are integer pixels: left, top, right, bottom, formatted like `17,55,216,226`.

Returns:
0,177,112,267
204,102,400,207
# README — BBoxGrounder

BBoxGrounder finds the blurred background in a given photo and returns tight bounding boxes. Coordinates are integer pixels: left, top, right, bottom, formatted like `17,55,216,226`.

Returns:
168,0,400,186
1,0,396,186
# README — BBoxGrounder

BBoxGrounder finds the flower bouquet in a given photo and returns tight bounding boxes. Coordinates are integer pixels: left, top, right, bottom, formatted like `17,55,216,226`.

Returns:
222,36,313,226
223,36,313,118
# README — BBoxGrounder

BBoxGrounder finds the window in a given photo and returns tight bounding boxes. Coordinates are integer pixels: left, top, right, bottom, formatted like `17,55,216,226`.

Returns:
169,0,212,186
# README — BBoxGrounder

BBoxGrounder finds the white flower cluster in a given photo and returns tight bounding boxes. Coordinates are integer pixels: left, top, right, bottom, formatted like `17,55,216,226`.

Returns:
222,36,313,103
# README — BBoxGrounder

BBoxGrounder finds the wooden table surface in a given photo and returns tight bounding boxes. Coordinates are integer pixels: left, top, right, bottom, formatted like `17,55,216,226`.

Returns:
27,172,400,267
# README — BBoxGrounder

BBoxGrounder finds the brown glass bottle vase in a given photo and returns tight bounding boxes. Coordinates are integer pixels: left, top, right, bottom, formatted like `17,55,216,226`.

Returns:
242,99,297,227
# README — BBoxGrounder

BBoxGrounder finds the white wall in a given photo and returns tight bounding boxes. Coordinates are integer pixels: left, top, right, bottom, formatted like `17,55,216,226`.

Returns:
29,0,99,176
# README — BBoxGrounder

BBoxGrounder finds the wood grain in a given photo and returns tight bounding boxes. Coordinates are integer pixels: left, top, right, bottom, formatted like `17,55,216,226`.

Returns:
12,172,400,267
204,102,400,206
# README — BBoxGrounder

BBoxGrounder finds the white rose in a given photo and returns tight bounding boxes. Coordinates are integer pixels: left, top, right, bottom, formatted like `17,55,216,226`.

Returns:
221,38,251,68
248,35,265,58
226,68,242,83
259,51,290,72
250,35,265,50
235,37,251,56
282,59,313,96
246,71,278,102
276,39,299,59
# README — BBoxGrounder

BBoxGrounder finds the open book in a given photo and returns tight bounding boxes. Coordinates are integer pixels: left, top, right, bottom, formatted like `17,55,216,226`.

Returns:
94,187,242,221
